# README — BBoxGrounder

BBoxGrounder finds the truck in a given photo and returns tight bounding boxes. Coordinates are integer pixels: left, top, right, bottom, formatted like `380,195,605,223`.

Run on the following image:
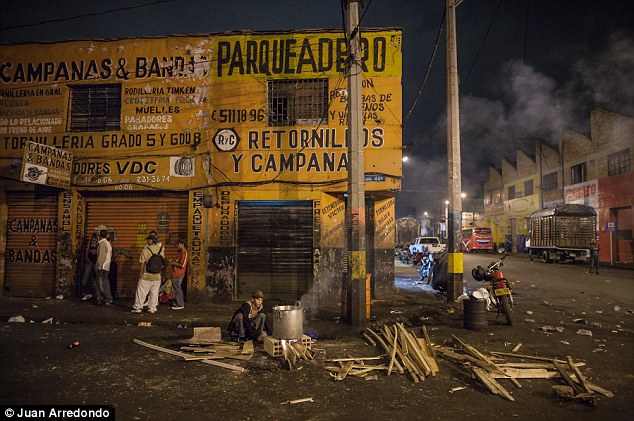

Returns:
526,204,596,263
409,236,446,255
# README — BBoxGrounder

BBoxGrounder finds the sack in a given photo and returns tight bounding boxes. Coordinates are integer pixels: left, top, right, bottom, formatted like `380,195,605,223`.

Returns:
146,246,165,274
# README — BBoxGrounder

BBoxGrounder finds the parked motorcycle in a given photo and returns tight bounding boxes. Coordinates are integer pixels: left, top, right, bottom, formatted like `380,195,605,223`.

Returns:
471,249,514,325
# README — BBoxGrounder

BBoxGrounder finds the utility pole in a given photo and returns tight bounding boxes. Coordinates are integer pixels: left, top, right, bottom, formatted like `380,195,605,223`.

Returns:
446,0,463,302
345,0,367,327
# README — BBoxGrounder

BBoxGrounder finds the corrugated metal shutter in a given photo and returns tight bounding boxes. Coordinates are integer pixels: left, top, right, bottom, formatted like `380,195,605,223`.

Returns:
5,193,58,297
237,201,313,301
84,193,188,298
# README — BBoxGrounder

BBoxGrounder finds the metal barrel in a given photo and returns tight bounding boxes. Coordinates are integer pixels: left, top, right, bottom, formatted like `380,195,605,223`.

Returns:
463,298,487,330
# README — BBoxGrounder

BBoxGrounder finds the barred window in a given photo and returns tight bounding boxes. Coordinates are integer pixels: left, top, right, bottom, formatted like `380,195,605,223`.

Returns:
69,84,121,131
571,162,586,185
268,79,328,126
542,172,558,190
607,149,630,176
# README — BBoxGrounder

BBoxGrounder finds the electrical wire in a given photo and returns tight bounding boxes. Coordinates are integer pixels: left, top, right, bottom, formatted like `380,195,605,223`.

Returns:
460,0,502,92
403,7,445,129
0,0,176,33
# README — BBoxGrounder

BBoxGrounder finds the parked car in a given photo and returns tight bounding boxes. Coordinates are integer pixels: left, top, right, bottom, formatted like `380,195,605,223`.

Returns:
409,236,445,255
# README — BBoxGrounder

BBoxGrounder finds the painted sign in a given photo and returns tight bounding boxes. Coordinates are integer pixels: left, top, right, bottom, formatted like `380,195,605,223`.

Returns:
21,140,72,189
564,179,598,208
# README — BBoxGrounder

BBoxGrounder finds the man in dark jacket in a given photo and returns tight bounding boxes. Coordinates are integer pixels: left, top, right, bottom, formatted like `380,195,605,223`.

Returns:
228,290,271,341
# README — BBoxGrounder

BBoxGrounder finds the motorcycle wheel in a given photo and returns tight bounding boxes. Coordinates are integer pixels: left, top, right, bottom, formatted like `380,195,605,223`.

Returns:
499,295,513,326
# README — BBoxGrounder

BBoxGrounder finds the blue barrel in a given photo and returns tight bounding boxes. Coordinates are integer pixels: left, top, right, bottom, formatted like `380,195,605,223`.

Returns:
463,298,487,330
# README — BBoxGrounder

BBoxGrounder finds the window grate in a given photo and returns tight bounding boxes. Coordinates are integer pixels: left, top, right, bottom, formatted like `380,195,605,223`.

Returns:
267,79,328,126
69,84,121,132
607,149,630,176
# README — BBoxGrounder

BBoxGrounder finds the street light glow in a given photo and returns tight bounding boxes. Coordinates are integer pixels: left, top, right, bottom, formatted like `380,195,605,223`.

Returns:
402,156,409,162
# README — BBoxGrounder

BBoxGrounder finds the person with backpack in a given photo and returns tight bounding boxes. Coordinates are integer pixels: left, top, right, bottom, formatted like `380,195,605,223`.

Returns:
131,234,165,314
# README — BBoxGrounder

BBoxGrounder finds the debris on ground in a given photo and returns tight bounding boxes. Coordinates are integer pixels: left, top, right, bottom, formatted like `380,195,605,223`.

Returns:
432,338,613,406
133,339,246,372
576,329,593,337
42,318,53,324
334,323,438,383
512,343,522,352
8,315,26,323
541,325,564,333
280,397,314,405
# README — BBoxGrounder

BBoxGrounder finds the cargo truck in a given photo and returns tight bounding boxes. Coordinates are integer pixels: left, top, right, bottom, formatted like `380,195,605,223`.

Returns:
526,204,596,263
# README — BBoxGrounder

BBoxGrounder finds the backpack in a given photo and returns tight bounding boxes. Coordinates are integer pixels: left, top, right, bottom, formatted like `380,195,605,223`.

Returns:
145,246,165,274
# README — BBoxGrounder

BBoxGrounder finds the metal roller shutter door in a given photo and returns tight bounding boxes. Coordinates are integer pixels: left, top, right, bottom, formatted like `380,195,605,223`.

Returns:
5,193,58,297
84,194,188,298
237,201,313,301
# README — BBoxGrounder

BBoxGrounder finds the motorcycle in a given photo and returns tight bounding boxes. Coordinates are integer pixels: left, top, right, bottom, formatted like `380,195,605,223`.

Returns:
417,252,434,284
471,249,514,325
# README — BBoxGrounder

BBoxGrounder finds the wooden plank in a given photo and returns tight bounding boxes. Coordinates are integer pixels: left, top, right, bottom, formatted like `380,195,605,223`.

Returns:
553,361,584,395
490,351,583,365
498,362,584,369
421,325,436,358
365,328,405,374
452,335,520,388
567,356,597,407
381,326,420,382
184,351,253,361
396,323,433,376
472,367,515,402
387,326,398,375
133,339,245,372
329,356,385,362
336,361,354,381
242,341,254,355
362,332,377,347
490,368,557,379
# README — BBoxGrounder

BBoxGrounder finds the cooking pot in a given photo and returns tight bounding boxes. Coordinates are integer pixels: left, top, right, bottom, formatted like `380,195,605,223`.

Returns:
272,301,303,340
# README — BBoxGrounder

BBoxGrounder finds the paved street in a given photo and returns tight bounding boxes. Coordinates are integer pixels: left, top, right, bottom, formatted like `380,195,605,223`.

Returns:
1,254,632,420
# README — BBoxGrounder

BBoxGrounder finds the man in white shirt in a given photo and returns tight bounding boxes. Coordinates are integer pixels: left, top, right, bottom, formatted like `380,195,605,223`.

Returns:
95,229,113,305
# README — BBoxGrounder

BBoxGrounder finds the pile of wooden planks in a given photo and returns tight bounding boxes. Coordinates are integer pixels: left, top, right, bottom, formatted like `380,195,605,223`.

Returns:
179,340,255,362
434,336,613,405
340,323,440,383
325,356,389,380
133,339,247,372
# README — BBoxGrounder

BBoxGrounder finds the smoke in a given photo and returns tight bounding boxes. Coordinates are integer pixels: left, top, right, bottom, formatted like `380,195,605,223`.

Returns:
567,31,634,116
398,31,634,217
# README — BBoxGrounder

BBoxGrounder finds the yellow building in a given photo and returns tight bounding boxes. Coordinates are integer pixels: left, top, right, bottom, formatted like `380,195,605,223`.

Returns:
0,29,403,304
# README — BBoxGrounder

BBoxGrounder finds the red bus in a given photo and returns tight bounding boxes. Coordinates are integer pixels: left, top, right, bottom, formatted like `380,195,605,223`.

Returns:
461,227,493,252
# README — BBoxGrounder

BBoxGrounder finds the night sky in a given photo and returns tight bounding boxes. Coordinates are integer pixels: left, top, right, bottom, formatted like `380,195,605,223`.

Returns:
2,0,633,218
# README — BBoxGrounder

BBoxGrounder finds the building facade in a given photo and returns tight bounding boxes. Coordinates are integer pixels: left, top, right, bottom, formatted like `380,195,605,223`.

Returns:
483,108,633,263
0,29,403,304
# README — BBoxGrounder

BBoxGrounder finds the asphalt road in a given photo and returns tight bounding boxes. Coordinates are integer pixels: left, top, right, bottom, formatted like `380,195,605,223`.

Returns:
0,254,632,420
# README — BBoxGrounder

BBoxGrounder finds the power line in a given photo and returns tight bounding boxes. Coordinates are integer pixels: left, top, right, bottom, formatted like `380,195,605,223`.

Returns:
460,0,502,92
403,7,445,128
0,0,176,33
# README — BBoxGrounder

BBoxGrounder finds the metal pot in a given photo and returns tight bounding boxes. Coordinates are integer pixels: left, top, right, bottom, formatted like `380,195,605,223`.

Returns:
272,301,303,340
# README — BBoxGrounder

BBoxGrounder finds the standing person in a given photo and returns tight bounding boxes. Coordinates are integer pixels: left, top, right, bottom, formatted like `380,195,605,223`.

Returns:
227,290,271,342
95,229,113,306
80,227,101,300
588,239,600,275
131,234,165,314
169,241,188,310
